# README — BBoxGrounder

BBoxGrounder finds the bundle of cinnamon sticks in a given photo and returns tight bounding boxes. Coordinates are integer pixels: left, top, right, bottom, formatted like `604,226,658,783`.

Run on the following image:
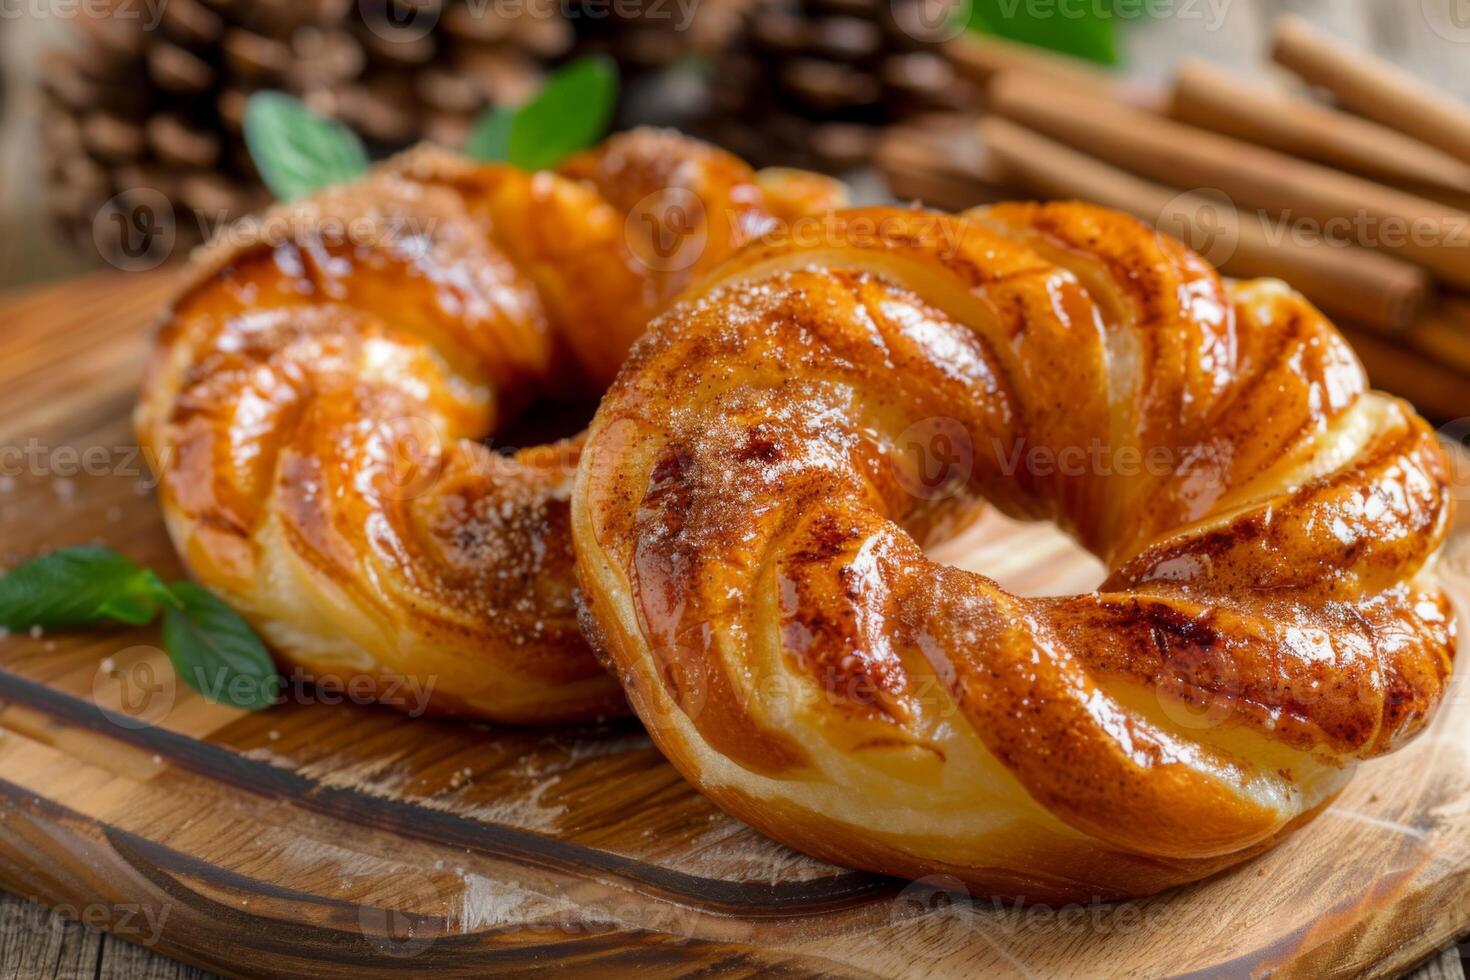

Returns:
878,19,1470,420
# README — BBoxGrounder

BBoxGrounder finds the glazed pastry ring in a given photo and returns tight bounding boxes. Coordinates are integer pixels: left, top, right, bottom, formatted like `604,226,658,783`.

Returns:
572,202,1456,900
136,130,844,723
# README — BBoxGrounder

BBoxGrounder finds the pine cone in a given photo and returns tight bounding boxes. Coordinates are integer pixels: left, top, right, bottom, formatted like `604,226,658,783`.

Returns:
41,0,573,265
700,0,978,172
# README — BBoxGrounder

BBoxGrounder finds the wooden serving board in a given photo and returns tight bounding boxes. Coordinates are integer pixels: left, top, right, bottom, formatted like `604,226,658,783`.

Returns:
2,270,1470,979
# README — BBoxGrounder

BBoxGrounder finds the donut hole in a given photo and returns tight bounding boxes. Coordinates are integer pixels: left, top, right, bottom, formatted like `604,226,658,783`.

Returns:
486,395,602,456
925,508,1107,598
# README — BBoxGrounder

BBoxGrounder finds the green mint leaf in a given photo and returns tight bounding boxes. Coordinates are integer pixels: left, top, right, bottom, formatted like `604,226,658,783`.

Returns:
243,91,369,200
162,582,278,712
968,0,1120,65
465,106,514,163
509,57,618,169
0,547,167,630
467,56,618,170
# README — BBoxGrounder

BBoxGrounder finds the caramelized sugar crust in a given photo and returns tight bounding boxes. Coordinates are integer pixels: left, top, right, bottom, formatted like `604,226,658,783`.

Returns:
135,129,845,723
572,203,1456,898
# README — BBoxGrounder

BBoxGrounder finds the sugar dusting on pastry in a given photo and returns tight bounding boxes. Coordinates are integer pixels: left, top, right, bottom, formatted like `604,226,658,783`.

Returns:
572,201,1455,900
136,131,835,723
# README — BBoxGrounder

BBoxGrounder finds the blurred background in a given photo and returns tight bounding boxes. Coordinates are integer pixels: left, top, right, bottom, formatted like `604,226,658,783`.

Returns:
2,0,1470,415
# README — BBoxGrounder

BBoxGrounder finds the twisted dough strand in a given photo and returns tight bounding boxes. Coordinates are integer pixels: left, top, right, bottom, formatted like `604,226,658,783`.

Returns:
136,130,843,722
572,203,1455,899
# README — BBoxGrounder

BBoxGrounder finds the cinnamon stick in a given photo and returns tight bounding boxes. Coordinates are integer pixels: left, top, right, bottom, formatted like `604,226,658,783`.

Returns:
1272,15,1470,169
944,32,1120,95
987,72,1470,290
1339,325,1468,421
1399,184,1470,216
977,118,1430,333
877,114,1013,211
1170,58,1470,196
1409,296,1470,375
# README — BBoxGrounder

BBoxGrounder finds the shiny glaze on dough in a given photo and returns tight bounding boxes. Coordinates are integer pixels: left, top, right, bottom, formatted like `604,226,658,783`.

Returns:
572,203,1456,898
135,130,845,723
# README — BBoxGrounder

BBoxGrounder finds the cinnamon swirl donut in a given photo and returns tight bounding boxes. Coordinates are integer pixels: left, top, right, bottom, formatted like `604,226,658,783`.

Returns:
136,129,844,723
572,202,1456,899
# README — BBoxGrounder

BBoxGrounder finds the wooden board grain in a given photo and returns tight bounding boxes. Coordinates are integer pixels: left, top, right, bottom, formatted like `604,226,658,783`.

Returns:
1,269,1470,978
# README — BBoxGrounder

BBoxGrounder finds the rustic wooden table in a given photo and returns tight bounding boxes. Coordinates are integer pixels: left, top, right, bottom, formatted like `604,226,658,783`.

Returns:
3,0,1470,976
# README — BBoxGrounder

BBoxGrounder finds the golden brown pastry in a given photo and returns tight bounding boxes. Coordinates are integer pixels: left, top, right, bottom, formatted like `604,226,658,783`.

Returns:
135,129,845,723
572,202,1456,899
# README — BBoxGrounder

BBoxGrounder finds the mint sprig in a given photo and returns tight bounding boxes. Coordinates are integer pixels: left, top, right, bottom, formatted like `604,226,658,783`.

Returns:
968,0,1121,65
240,59,617,203
163,583,279,711
465,105,515,164
466,56,618,170
0,547,277,712
0,546,171,628
243,91,369,200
